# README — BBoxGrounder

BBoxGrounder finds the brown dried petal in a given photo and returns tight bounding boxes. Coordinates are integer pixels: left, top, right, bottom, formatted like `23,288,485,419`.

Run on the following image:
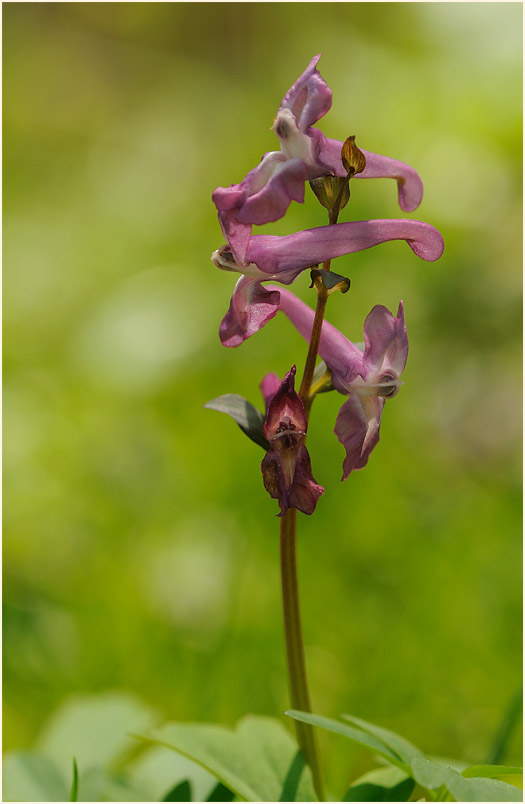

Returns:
341,136,367,176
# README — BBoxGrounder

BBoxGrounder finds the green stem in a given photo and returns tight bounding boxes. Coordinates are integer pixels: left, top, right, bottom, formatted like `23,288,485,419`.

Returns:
328,178,349,226
280,507,324,800
278,200,343,801
299,286,328,420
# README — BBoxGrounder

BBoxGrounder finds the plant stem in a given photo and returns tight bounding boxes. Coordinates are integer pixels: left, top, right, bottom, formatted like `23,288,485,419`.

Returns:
279,201,342,800
299,286,328,420
280,507,324,801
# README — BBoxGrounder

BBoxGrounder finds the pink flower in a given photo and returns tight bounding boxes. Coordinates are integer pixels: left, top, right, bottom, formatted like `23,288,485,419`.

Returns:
212,219,443,347
212,55,425,266
260,366,324,515
273,288,408,478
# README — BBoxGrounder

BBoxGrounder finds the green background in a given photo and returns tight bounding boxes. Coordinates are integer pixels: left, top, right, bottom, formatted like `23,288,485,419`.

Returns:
4,2,522,797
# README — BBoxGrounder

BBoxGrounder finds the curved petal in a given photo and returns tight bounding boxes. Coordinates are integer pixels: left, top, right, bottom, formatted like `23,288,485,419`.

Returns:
303,127,336,178
363,301,408,381
213,155,306,256
279,54,332,131
318,137,424,212
268,286,363,387
247,219,444,276
212,184,246,211
212,151,287,215
335,394,385,479
217,209,252,266
219,277,280,347
357,149,424,212
213,153,297,262
237,158,305,225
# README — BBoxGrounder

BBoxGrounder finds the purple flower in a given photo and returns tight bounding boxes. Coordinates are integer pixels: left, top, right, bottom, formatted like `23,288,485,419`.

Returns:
260,366,324,516
212,218,443,347
272,288,408,479
212,55,425,266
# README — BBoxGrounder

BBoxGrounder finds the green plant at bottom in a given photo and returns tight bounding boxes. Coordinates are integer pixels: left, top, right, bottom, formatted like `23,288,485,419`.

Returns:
3,692,522,802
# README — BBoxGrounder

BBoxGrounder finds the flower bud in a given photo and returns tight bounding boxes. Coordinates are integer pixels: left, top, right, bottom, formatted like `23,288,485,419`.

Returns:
341,135,367,176
309,175,350,213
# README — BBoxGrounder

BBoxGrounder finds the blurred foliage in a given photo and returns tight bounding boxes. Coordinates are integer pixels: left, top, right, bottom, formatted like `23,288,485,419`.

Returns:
3,2,522,798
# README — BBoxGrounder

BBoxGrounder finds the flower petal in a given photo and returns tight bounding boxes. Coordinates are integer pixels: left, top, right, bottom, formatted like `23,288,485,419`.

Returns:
237,157,306,225
334,394,385,479
279,54,332,131
357,150,424,212
269,286,363,387
217,208,252,266
287,444,324,515
261,449,289,514
263,365,307,438
261,444,323,516
260,372,281,413
319,137,424,212
213,153,306,251
247,219,444,277
219,277,280,347
363,301,408,381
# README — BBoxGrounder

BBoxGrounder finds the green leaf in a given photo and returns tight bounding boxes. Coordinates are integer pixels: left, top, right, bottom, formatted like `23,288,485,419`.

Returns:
462,765,523,788
36,691,157,780
462,764,523,779
128,744,218,802
487,687,523,765
143,715,316,802
411,757,523,802
204,395,268,450
206,781,236,801
70,758,79,802
429,756,469,772
2,752,69,802
341,714,425,765
279,751,309,802
285,711,408,771
163,780,192,801
75,767,146,802
343,766,415,801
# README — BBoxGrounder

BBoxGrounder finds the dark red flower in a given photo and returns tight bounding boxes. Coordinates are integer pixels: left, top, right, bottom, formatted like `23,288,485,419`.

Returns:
260,366,324,516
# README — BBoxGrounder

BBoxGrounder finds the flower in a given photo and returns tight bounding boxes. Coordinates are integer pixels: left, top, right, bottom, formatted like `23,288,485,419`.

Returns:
260,366,324,515
271,288,408,478
212,218,443,347
212,54,425,266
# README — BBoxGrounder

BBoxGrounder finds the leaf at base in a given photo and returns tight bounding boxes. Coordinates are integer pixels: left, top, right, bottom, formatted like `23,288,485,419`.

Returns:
286,710,409,771
343,766,415,801
143,715,316,802
411,757,523,802
163,779,192,801
206,781,235,801
3,753,69,802
341,714,425,766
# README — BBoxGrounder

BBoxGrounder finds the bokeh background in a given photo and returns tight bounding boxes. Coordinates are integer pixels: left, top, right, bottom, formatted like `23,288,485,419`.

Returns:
4,1,522,798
